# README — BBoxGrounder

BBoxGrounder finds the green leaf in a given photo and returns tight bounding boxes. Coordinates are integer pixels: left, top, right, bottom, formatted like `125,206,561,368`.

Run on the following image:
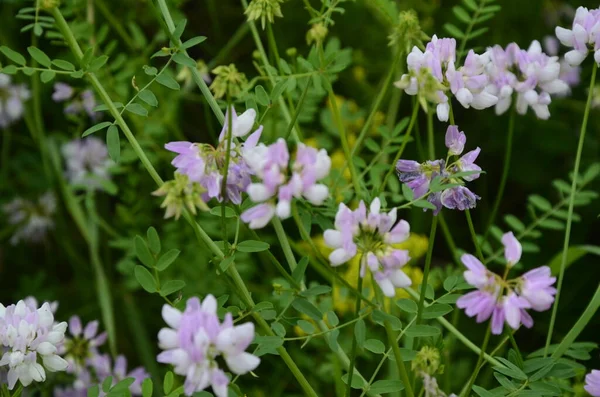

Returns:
40,70,56,83
102,377,113,393
471,385,494,397
87,385,100,397
469,27,489,39
163,372,174,394
372,310,403,331
143,66,158,76
395,299,417,313
369,380,405,394
443,23,465,39
172,19,187,40
0,65,18,74
134,265,156,293
539,219,564,230
82,121,112,137
412,199,437,210
341,373,366,389
271,322,286,337
141,378,153,397
462,0,478,11
160,280,186,296
452,6,471,23
504,215,525,232
548,245,600,275
156,73,180,90
582,163,600,184
236,240,270,252
156,249,181,271
327,311,339,327
270,79,289,101
182,36,207,49
70,70,84,79
22,67,35,76
0,46,26,65
209,206,236,217
106,125,120,163
51,59,75,71
27,46,51,67
300,285,332,296
146,227,161,254
297,320,315,334
255,85,270,106
405,324,440,338
138,89,158,107
528,195,552,211
125,103,148,117
402,183,414,201
173,52,196,68
443,275,458,292
219,255,235,273
364,339,385,354
354,318,366,347
134,235,154,267
291,298,322,321
422,303,453,319
88,55,109,72
254,335,284,356
437,294,461,304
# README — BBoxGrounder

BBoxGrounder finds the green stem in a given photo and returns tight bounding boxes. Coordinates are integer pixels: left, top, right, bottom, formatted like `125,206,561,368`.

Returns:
220,104,233,242
9,385,23,397
438,214,460,266
272,217,298,270
426,107,434,158
460,323,492,397
545,63,598,355
208,23,250,69
484,107,516,239
465,209,484,261
415,216,438,326
284,78,311,140
153,0,225,124
346,267,364,396
378,100,419,195
96,0,138,50
266,23,282,71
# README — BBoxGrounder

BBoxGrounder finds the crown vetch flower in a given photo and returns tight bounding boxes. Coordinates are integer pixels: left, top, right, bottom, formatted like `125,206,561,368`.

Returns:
52,83,99,120
166,107,262,205
157,295,260,397
457,233,557,334
585,370,600,397
555,6,600,66
58,316,107,375
2,192,56,245
484,40,569,119
397,125,481,215
62,137,113,190
543,36,581,91
323,198,412,297
0,73,30,128
0,300,69,389
89,353,148,395
241,139,331,229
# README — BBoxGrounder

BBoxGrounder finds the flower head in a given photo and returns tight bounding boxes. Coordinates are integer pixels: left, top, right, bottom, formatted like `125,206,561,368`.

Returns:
0,300,69,389
52,83,99,120
241,139,331,228
210,65,248,99
388,10,428,51
323,198,412,297
157,295,260,397
245,0,284,29
152,173,209,219
58,316,107,374
62,137,113,190
166,107,262,205
2,192,56,245
585,370,600,397
555,6,600,66
0,73,30,128
457,233,556,334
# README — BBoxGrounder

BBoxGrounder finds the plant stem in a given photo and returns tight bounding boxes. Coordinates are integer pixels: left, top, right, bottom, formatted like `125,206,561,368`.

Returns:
346,267,364,396
220,104,233,242
460,323,492,397
415,216,438,328
438,214,460,265
272,217,298,270
465,209,484,261
284,78,311,140
378,101,419,195
484,107,515,240
545,62,598,356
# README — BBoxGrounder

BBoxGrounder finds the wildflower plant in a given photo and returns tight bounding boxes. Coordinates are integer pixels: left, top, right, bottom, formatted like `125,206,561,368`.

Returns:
1,1,600,397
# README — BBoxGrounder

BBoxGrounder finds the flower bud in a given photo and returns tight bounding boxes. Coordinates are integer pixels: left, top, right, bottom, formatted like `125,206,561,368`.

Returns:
245,0,284,30
306,23,328,45
209,64,248,99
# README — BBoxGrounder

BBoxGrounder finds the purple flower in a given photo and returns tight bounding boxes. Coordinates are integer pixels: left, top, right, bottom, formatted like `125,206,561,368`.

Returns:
57,316,107,375
52,83,74,102
53,83,100,120
445,125,466,155
0,300,69,389
2,192,56,245
440,186,480,211
62,137,113,190
457,234,557,334
89,354,148,396
455,147,482,181
585,370,600,397
396,159,445,199
166,107,262,204
324,198,412,297
241,139,331,228
555,6,600,66
0,74,30,129
157,295,260,397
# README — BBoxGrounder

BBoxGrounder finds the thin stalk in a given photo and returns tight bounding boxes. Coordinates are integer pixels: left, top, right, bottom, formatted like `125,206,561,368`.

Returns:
460,323,492,397
465,209,484,261
426,107,434,158
272,217,298,270
415,217,438,326
346,268,364,397
378,102,419,195
220,104,233,242
484,107,516,239
284,78,311,140
96,0,137,50
438,214,460,265
545,63,598,355
266,23,282,70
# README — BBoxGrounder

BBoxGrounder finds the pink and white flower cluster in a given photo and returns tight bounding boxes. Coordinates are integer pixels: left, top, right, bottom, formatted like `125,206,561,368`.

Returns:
323,198,412,297
555,6,600,66
166,107,262,204
457,232,557,335
395,35,498,122
157,295,260,397
484,41,570,119
0,300,68,390
241,139,331,229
